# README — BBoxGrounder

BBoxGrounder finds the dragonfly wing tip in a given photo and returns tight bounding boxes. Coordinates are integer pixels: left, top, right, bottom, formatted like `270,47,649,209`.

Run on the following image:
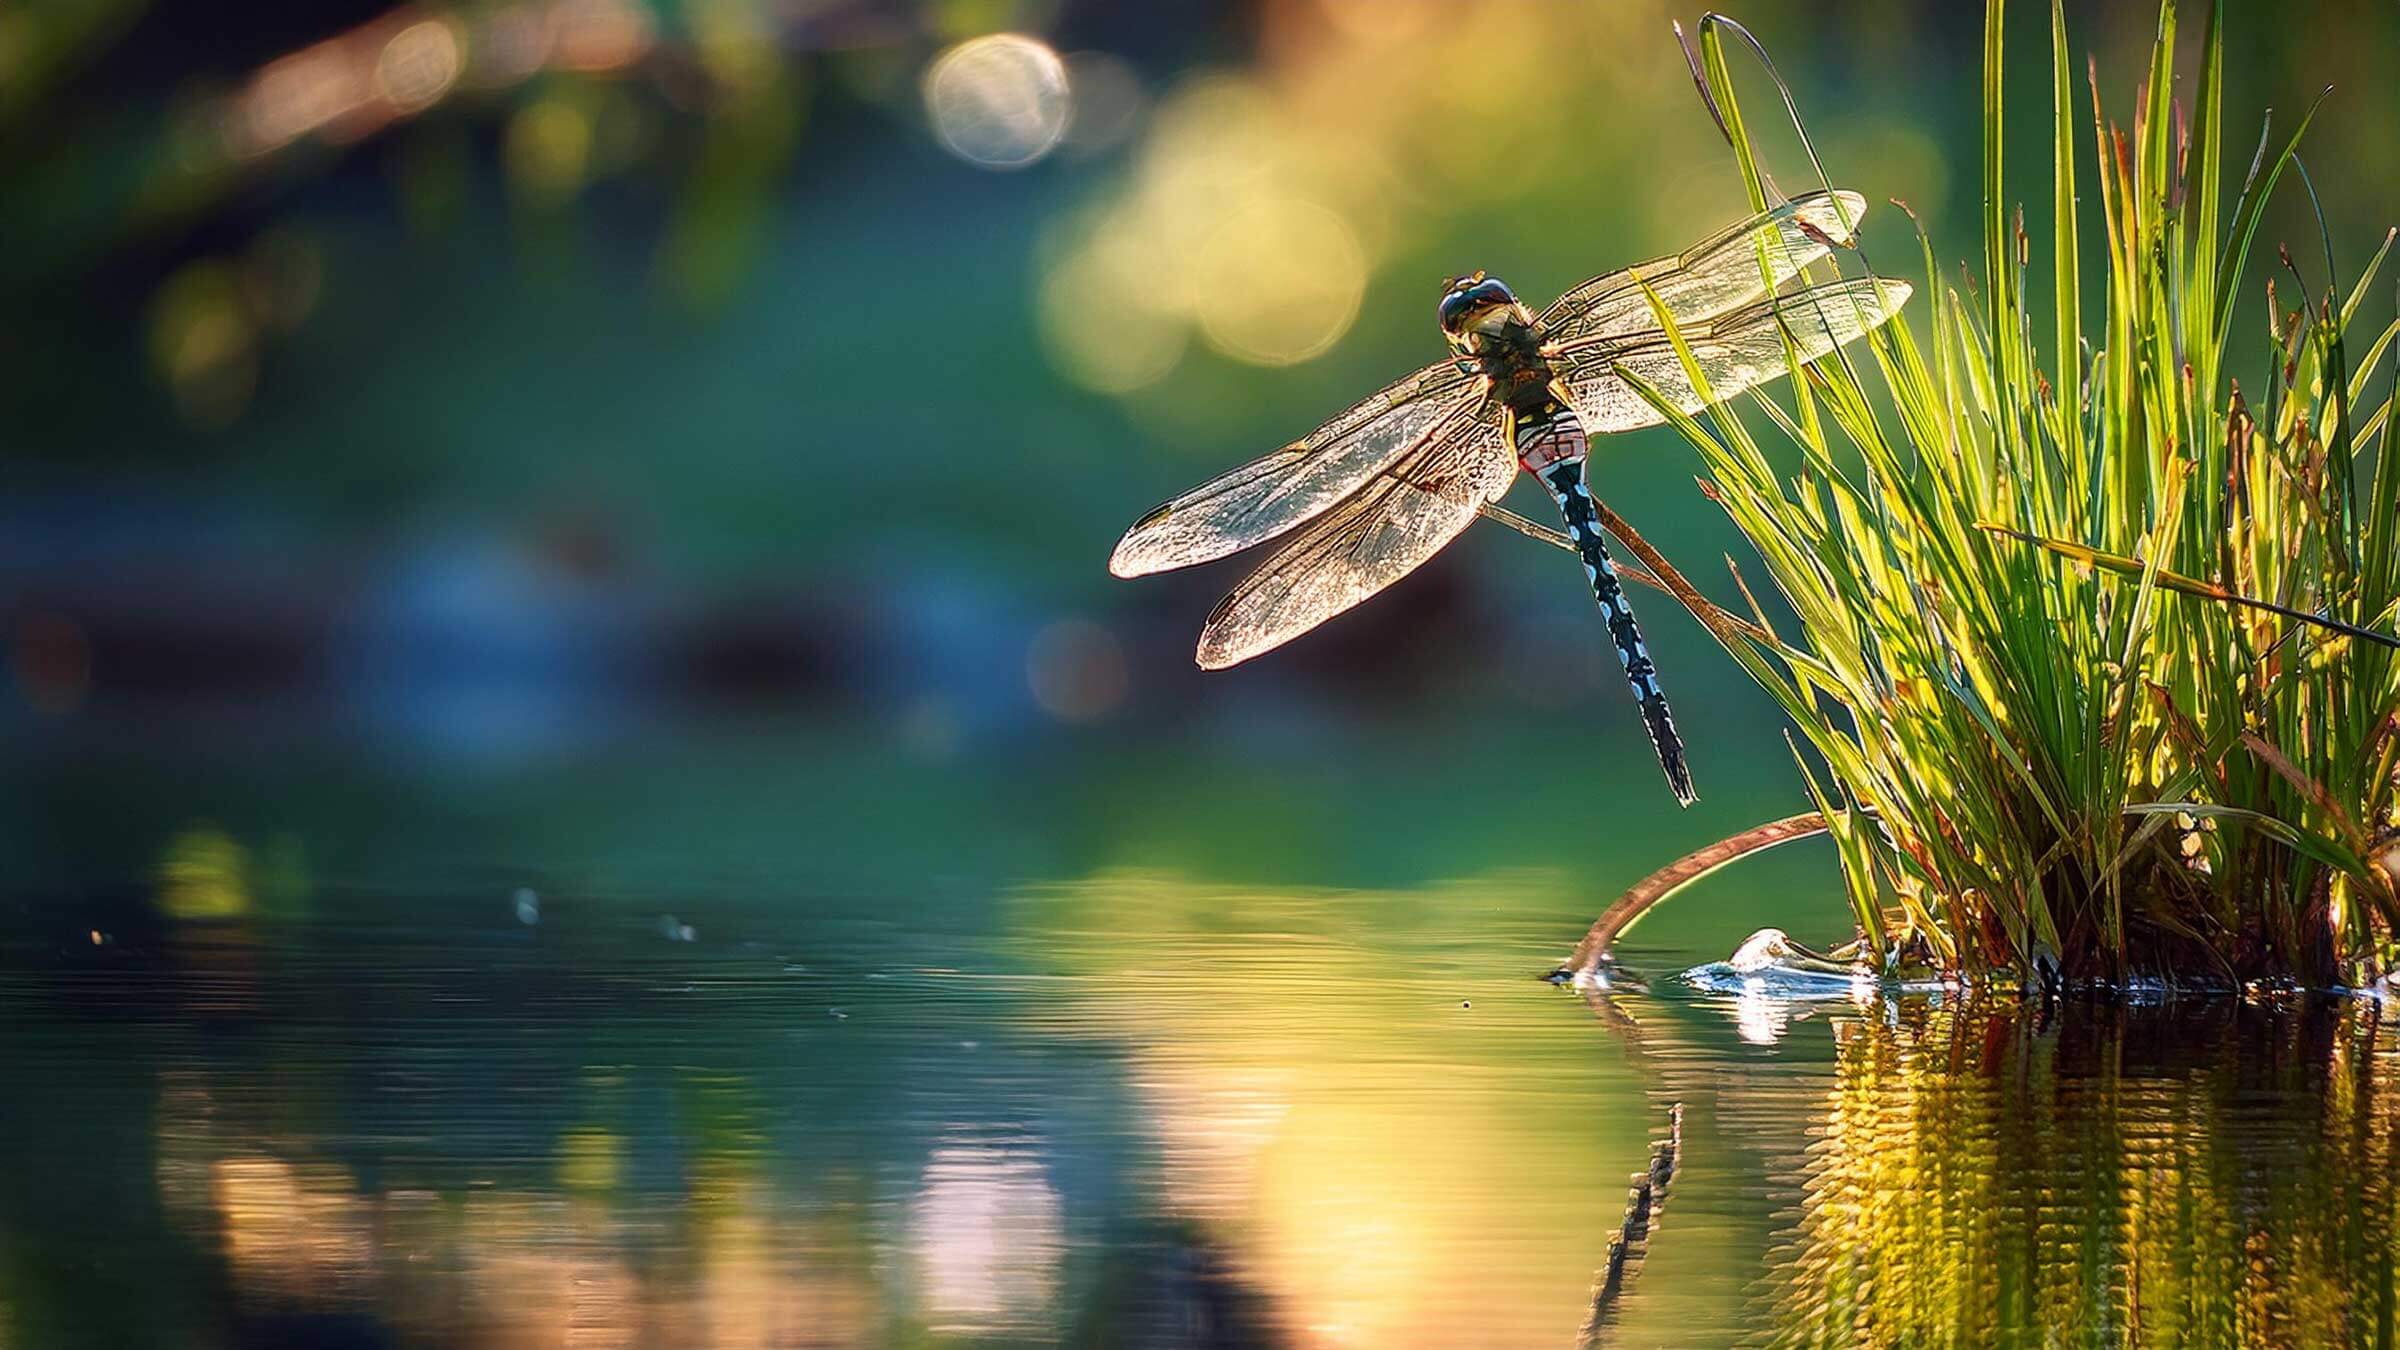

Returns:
1108,533,1167,578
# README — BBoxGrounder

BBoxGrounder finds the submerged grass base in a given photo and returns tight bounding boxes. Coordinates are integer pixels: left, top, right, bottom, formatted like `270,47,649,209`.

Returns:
1622,0,2400,988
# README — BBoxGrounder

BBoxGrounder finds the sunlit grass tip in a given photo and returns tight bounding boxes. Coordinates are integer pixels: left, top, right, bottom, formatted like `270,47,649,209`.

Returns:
1613,0,2400,988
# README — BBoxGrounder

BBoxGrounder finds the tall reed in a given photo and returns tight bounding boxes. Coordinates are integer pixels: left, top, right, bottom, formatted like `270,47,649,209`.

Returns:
1636,0,2400,984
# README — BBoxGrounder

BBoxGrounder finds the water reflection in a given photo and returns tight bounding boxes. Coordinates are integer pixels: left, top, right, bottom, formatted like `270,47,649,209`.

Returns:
907,1129,1063,1335
1012,869,1655,1346
1760,998,2400,1345
12,880,2400,1346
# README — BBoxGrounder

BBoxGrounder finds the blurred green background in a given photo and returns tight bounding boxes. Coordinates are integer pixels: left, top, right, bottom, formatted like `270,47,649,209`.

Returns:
6,0,2399,902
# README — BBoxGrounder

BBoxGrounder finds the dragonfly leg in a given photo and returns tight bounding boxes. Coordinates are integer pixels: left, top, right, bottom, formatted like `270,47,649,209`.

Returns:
1538,456,1697,806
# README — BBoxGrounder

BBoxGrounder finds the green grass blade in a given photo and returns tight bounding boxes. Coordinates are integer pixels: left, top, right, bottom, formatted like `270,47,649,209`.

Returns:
2051,0,2084,483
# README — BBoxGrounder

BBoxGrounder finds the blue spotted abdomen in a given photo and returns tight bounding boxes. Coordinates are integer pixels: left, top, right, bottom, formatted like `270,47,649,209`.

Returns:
1511,403,1697,805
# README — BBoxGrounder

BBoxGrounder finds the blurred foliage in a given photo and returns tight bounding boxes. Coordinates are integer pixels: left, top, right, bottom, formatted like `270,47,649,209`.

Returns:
6,1,2396,925
4,0,2395,579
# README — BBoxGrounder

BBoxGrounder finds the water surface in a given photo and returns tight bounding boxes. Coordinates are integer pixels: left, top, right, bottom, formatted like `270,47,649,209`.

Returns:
6,859,2399,1347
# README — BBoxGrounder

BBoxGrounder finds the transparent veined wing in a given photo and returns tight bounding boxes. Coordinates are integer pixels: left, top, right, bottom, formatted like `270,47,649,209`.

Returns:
1193,403,1512,669
1537,190,1868,345
1108,361,1481,578
1557,276,1913,433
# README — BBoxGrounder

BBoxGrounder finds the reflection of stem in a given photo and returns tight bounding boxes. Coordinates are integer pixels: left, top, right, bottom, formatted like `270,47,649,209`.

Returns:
1574,979,1651,1051
1552,813,1829,978
1576,1101,1683,1348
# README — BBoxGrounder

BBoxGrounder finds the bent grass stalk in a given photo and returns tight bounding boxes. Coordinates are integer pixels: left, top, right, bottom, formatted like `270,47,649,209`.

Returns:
1614,0,2400,985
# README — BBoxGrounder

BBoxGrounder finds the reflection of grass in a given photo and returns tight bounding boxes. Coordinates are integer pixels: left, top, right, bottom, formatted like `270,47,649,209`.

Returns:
1766,999,2400,1344
1639,1,2400,982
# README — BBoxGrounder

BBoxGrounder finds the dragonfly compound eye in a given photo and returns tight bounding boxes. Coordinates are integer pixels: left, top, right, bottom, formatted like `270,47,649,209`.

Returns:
1468,277,1517,309
1438,277,1518,337
1437,283,1476,334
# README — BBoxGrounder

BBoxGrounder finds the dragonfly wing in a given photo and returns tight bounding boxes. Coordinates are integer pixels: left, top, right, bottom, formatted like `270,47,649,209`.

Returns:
1537,190,1868,344
1193,406,1511,669
1559,276,1913,433
1109,361,1479,578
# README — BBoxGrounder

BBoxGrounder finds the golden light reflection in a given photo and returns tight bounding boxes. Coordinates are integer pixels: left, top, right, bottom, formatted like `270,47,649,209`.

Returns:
213,1156,375,1298
448,1201,643,1350
154,1071,226,1228
923,33,1071,170
156,824,253,921
556,1126,625,1193
150,1068,882,1347
1010,869,1641,1347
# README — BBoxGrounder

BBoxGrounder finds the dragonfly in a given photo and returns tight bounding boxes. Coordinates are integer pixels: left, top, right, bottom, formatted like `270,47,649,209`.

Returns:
1108,190,1911,805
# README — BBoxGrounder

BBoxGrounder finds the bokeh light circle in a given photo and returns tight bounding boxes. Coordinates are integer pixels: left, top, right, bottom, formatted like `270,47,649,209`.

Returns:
923,34,1070,170
1194,198,1367,366
1038,244,1187,394
375,20,462,113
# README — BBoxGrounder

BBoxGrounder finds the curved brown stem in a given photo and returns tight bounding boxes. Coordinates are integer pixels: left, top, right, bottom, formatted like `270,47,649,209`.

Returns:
1475,500,1771,645
1553,812,1830,978
1589,499,1773,647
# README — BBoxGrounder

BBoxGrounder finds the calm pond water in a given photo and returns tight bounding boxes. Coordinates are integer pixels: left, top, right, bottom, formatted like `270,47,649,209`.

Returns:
5,867,2400,1348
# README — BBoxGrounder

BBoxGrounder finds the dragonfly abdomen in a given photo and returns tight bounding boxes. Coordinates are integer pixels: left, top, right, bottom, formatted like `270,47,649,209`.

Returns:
1514,405,1698,806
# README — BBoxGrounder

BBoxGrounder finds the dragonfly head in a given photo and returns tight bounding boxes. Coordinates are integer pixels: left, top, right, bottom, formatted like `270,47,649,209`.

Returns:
1438,272,1519,350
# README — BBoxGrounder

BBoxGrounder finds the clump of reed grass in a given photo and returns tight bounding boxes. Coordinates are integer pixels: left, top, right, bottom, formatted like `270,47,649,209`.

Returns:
1637,0,2400,986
